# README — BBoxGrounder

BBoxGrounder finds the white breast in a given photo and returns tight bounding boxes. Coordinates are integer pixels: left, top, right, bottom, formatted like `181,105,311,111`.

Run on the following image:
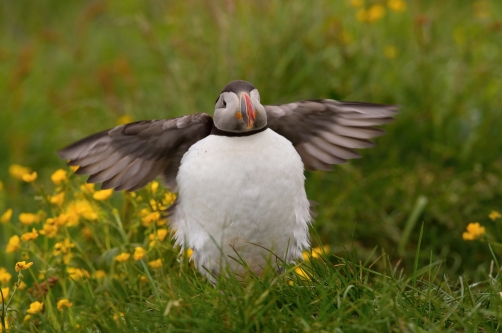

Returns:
170,129,311,280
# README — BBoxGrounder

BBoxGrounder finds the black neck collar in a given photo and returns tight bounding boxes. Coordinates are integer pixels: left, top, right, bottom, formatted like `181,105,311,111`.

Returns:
210,125,268,137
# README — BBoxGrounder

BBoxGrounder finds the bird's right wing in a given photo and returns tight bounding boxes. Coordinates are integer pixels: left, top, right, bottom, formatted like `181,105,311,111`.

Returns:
57,113,213,192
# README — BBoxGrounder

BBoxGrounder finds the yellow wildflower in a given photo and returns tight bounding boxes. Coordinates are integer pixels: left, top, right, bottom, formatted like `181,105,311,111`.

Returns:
15,261,34,272
113,312,124,321
24,314,31,322
185,249,193,259
367,4,385,22
1,287,9,300
384,45,397,59
295,267,311,280
17,281,27,290
22,171,37,183
93,270,106,279
80,183,95,193
53,239,75,256
9,164,31,180
142,211,160,227
81,226,93,240
489,210,501,221
149,228,169,247
139,275,148,283
19,213,41,225
6,235,21,253
0,268,12,283
69,165,79,172
27,301,44,314
67,267,90,280
302,245,330,260
21,228,39,241
39,219,58,238
50,192,65,206
133,247,146,261
1,208,12,223
148,259,162,269
388,0,406,12
117,114,134,125
462,222,486,241
66,200,98,224
57,299,73,311
151,181,159,193
350,0,363,7
163,193,176,205
115,252,131,262
51,169,67,185
93,189,113,201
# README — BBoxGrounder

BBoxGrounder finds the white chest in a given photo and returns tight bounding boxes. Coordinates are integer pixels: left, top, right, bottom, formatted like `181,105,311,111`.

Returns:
170,129,311,279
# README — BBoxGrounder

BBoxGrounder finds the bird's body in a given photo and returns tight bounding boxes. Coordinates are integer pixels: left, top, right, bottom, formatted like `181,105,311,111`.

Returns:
171,128,310,279
58,80,398,282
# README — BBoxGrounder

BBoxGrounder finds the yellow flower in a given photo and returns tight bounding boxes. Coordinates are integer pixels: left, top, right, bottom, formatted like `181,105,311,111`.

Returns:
117,114,134,125
462,222,486,241
50,192,65,206
388,0,406,12
69,165,79,172
27,301,44,314
19,213,41,225
81,226,93,240
67,267,90,280
115,252,131,262
93,189,114,201
0,268,13,283
66,200,98,224
1,209,12,223
39,219,58,238
17,281,27,290
489,210,501,221
21,228,39,241
1,287,9,300
24,314,31,322
149,229,169,247
142,211,161,227
185,249,193,259
148,259,162,269
51,169,68,185
367,4,385,22
384,45,397,59
133,247,146,261
139,275,148,283
80,183,95,193
15,261,34,272
6,235,21,253
302,245,331,260
9,164,31,180
350,0,363,7
22,171,37,183
53,239,75,256
57,299,73,311
93,270,106,279
113,312,124,321
163,193,176,205
151,181,159,193
295,267,311,280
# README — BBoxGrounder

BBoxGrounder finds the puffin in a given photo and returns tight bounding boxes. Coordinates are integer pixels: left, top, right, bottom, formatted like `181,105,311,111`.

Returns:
58,80,397,281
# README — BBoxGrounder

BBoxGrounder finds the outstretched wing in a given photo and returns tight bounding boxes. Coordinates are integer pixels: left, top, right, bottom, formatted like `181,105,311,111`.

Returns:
58,113,213,191
265,100,398,170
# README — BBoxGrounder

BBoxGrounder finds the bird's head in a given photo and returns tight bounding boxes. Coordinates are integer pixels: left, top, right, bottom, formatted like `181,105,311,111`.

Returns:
213,80,267,132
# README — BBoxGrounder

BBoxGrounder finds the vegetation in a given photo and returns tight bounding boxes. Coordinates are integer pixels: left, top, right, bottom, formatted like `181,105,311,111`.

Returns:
1,0,501,331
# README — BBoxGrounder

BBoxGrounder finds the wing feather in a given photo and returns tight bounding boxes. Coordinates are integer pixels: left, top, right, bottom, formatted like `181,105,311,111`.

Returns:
58,113,213,191
265,100,397,170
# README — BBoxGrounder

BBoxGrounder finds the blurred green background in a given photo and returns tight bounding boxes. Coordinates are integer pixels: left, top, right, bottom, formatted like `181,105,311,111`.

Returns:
1,0,501,277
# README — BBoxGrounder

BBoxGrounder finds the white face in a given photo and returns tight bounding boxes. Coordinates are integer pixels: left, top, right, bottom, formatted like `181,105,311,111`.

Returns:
213,88,267,132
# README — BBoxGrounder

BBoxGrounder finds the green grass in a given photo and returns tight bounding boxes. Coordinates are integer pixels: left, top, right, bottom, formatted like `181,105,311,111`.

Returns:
1,0,502,331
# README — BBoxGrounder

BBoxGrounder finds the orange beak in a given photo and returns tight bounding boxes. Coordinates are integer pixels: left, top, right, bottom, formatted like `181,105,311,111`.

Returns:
240,92,255,129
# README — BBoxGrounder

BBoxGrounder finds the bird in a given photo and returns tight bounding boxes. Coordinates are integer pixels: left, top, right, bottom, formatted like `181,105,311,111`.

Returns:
58,80,398,282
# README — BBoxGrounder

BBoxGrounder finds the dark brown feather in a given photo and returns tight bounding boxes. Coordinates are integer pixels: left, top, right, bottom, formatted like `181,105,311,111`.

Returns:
57,113,214,191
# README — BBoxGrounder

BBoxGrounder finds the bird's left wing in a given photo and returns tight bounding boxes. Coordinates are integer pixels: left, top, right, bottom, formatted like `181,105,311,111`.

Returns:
58,113,213,191
265,100,398,170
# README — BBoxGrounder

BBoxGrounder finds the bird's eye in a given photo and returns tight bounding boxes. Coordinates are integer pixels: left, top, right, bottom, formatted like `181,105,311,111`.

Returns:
222,99,227,108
